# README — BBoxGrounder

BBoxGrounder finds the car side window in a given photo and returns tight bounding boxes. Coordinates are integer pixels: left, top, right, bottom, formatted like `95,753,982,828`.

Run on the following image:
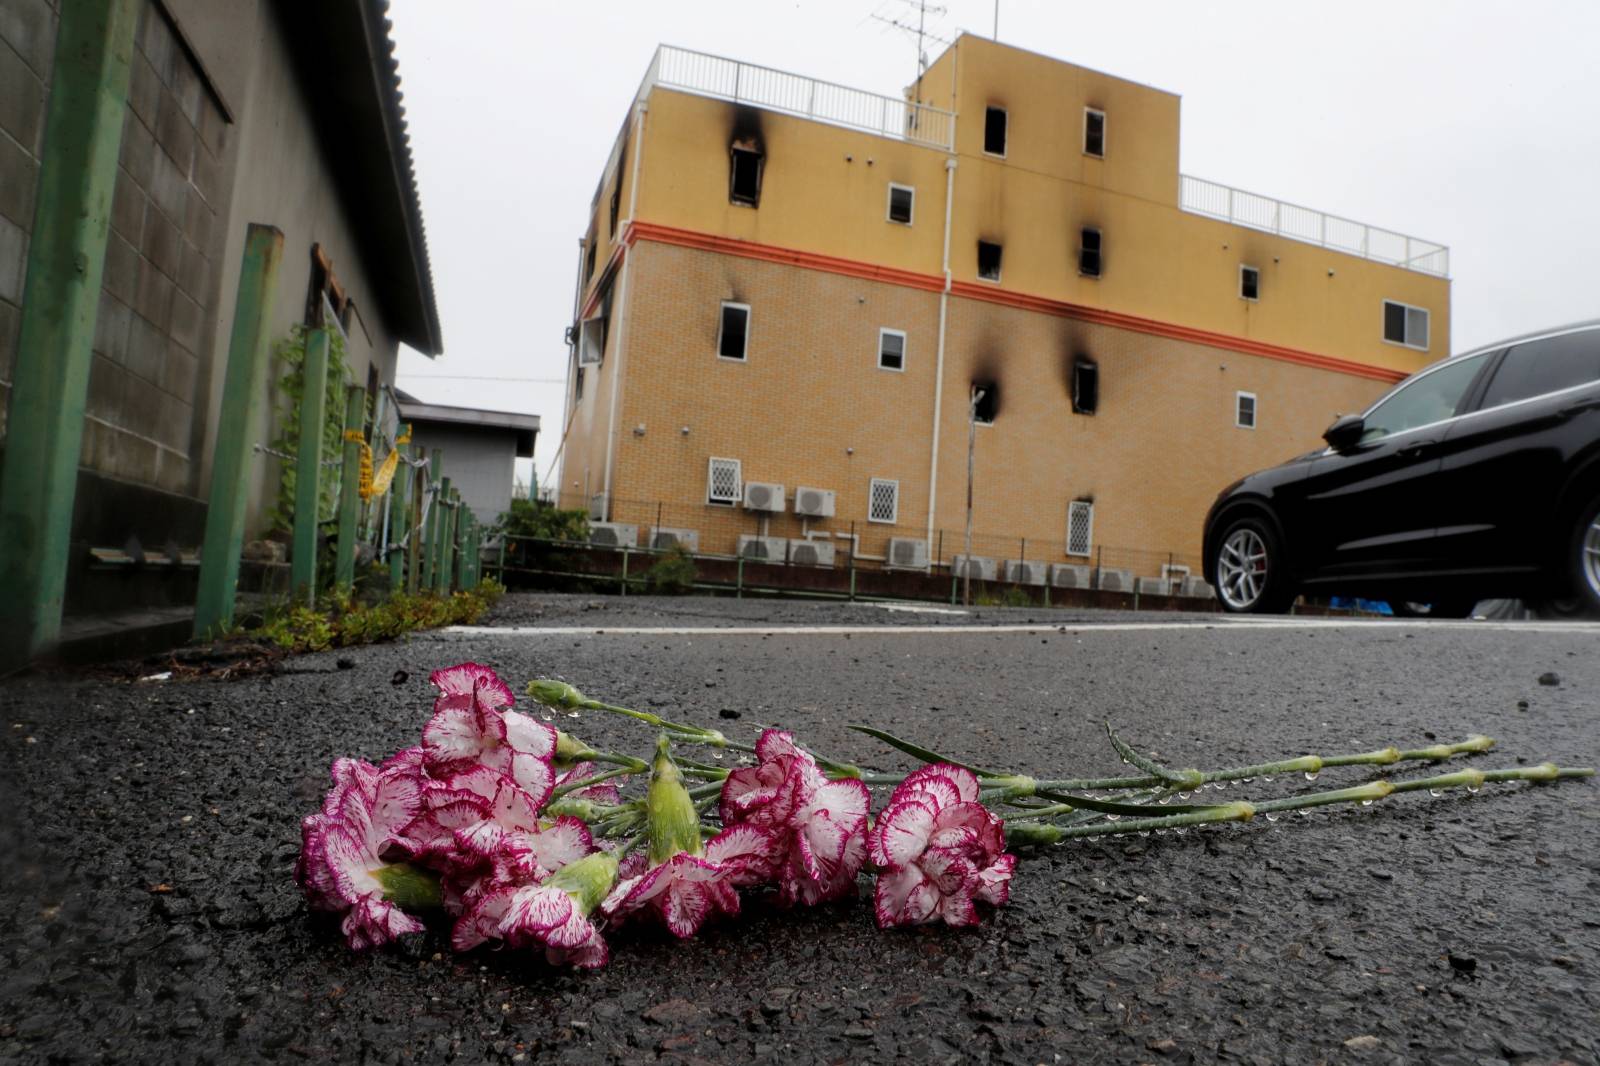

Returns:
1478,330,1600,410
1360,353,1489,442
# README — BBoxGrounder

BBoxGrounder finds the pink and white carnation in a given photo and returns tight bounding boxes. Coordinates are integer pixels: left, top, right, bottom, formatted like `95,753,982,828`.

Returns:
422,662,557,807
599,824,776,938
867,764,1016,929
453,852,620,967
719,730,870,904
554,762,624,804
294,757,429,950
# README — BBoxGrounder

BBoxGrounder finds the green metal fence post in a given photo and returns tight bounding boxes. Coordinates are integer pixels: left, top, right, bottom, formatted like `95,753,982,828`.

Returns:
445,489,462,592
454,507,471,590
0,0,141,665
433,481,453,592
191,225,287,638
620,547,629,597
407,455,425,594
737,556,744,599
333,386,365,596
289,329,330,605
421,451,442,590
388,441,409,590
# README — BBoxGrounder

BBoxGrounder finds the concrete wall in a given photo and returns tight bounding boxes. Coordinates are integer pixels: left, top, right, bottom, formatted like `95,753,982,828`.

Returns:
407,423,520,527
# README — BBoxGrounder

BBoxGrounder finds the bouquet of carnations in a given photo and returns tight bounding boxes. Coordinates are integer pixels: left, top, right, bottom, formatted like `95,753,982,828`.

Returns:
296,662,1591,969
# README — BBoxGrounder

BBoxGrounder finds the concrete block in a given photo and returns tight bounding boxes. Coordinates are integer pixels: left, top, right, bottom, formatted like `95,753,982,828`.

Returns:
141,201,181,279
102,232,139,306
154,88,194,174
190,141,220,206
86,354,126,423
1096,568,1133,592
155,444,190,495
197,94,227,157
169,290,202,354
148,148,188,223
1049,563,1089,589
176,239,208,301
137,1,175,84
124,312,164,382
110,168,145,243
119,109,155,190
182,185,212,252
93,289,131,364
159,342,196,400
170,48,201,126
109,428,159,486
0,211,25,304
0,35,47,152
126,52,160,130
155,392,191,450
0,125,37,228
133,257,174,331
119,370,166,442
0,0,58,78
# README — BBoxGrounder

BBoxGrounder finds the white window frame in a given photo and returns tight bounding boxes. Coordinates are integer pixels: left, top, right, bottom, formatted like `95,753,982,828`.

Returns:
1239,264,1260,302
983,105,1008,158
707,457,742,506
717,301,751,362
877,328,907,373
1235,391,1257,430
1066,500,1094,557
1382,299,1430,351
868,478,900,524
1083,107,1106,158
886,183,915,225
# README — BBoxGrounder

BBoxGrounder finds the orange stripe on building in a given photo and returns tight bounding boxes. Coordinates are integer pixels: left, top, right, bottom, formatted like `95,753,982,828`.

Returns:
624,221,1409,385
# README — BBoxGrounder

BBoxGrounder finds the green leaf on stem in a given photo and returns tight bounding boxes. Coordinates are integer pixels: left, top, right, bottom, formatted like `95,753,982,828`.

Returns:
848,725,1001,777
1104,723,1205,789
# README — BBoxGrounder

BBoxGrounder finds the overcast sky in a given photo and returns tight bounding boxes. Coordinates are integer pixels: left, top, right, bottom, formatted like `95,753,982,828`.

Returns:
387,0,1600,490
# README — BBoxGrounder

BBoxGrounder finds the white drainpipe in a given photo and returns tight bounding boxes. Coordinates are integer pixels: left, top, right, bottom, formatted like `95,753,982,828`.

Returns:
925,154,957,546
600,102,648,521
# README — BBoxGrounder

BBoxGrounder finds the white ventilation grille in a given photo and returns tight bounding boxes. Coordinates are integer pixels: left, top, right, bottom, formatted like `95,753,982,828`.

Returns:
869,478,899,524
708,457,742,506
1066,500,1094,557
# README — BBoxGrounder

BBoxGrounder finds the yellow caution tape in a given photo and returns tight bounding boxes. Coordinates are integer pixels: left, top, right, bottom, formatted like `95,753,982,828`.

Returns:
344,424,412,500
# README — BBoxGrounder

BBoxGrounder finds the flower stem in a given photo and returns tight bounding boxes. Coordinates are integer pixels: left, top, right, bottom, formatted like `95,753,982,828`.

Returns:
549,765,635,801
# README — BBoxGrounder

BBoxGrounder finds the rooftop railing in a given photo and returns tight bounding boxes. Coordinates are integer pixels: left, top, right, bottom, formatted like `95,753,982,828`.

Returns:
641,45,956,151
1180,175,1449,277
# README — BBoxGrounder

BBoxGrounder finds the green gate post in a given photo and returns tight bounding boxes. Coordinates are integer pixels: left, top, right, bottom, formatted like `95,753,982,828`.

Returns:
388,442,410,589
420,451,441,590
446,490,463,592
432,478,453,592
0,0,140,665
333,385,365,595
289,329,330,605
454,509,471,590
192,224,287,638
407,456,425,594
620,547,629,597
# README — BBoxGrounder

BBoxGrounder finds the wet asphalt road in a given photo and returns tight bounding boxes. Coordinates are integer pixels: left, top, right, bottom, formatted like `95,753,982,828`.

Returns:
3,593,1599,1065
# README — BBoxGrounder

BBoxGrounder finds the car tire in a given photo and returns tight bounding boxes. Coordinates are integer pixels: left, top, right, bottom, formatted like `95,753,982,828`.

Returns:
1212,514,1295,614
1391,600,1477,619
1551,495,1600,619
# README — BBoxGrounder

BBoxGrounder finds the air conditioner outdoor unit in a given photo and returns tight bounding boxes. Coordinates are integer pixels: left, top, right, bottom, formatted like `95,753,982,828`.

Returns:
742,482,786,512
787,539,836,567
951,554,996,581
793,486,836,518
587,494,607,521
1097,568,1133,592
736,534,787,561
588,522,638,549
886,537,929,570
649,527,700,553
1160,563,1192,583
1136,575,1172,597
1004,560,1047,586
1178,576,1216,601
1050,563,1089,589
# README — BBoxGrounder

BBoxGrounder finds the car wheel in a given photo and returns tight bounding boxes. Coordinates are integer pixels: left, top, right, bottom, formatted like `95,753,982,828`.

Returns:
1213,515,1294,614
1562,496,1600,618
1392,600,1477,619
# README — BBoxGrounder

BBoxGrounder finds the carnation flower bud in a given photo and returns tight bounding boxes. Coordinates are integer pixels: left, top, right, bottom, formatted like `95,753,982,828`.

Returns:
370,862,443,912
544,851,621,914
526,679,587,709
647,735,703,864
553,730,600,768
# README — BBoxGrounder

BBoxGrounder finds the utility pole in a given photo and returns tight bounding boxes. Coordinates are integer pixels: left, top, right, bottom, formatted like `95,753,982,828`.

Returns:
963,385,984,607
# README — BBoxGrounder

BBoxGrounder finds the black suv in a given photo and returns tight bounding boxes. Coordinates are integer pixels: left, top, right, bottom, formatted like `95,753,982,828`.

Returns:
1202,321,1600,617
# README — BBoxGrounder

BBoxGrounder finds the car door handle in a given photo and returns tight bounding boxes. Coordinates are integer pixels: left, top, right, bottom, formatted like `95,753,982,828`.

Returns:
1558,397,1600,418
1395,439,1435,458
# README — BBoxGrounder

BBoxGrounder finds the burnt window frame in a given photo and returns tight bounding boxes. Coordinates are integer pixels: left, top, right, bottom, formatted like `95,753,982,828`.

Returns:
972,385,997,426
977,240,1003,283
878,328,907,372
717,301,751,362
1083,107,1106,158
1079,227,1102,278
729,140,764,207
983,106,1008,157
1072,358,1099,415
1240,264,1260,301
886,182,915,225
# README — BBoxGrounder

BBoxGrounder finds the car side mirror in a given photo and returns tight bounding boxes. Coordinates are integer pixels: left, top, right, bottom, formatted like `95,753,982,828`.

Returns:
1323,414,1365,452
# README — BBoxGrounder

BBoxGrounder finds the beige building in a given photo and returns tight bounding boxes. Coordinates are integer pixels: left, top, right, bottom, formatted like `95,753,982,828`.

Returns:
556,36,1449,581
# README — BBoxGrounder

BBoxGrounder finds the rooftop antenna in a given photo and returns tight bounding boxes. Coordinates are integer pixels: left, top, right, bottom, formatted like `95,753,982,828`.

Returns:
868,0,949,105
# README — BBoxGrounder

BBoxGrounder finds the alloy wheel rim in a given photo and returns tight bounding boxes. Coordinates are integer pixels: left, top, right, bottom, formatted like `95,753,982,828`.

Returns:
1583,513,1600,598
1218,529,1269,609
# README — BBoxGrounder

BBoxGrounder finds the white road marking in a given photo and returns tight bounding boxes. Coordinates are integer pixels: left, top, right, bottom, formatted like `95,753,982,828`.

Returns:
444,618,1600,638
862,602,970,616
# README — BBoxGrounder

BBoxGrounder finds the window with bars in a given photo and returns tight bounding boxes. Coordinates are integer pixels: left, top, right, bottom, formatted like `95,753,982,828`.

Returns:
868,478,899,524
878,328,906,371
1084,107,1105,157
1066,500,1094,557
1383,300,1430,350
1236,391,1257,429
887,183,914,225
707,457,742,506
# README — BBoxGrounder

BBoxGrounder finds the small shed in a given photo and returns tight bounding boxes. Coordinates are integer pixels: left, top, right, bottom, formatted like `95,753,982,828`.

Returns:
395,391,539,526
